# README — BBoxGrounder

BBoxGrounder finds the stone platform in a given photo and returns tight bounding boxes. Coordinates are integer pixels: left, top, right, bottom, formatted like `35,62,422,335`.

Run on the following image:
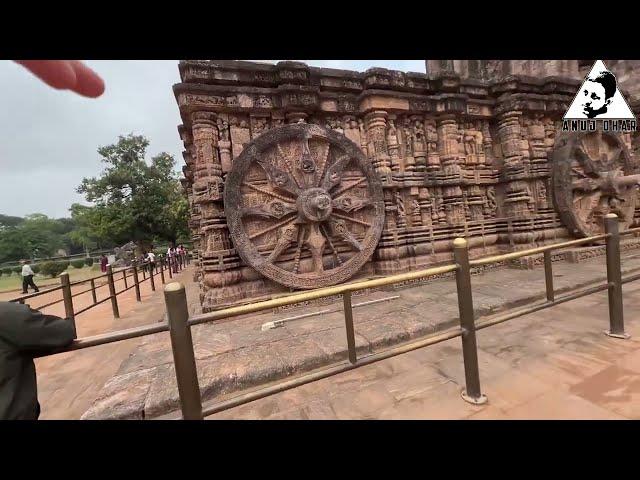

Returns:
81,250,640,419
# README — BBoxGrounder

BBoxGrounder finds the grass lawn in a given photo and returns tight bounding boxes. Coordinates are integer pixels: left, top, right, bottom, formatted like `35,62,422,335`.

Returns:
0,265,103,293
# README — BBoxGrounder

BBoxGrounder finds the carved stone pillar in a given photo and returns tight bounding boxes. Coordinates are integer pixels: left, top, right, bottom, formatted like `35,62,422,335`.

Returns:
498,111,532,218
437,116,465,225
497,111,523,168
192,111,240,308
193,113,222,181
365,110,391,173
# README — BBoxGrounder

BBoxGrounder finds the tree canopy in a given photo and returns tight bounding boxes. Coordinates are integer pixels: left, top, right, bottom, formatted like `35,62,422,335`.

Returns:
74,134,189,249
0,214,82,263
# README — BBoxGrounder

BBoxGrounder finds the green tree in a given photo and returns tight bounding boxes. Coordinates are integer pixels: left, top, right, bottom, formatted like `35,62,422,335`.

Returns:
0,214,24,230
76,134,188,250
0,213,67,263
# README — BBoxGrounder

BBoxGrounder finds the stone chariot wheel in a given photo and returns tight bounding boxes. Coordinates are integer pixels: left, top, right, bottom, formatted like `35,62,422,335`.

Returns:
224,123,385,289
552,130,640,238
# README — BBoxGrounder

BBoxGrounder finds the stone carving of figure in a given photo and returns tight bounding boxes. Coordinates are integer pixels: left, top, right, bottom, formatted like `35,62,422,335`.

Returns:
463,124,476,164
403,118,413,155
217,118,230,141
386,119,401,172
484,187,497,217
537,180,549,209
426,121,438,151
395,190,406,228
396,191,405,215
412,119,427,171
411,199,421,226
425,120,440,171
402,117,416,172
481,121,494,166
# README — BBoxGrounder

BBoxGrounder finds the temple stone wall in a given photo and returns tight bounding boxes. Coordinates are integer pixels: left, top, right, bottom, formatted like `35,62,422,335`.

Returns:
425,60,581,81
174,60,640,312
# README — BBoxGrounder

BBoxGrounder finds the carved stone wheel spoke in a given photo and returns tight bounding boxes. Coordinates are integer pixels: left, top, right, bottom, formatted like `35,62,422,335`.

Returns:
552,130,640,238
225,123,385,289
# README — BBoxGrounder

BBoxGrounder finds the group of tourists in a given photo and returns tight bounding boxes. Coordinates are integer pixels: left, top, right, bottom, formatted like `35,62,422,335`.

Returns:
97,245,189,276
139,245,189,275
166,244,188,273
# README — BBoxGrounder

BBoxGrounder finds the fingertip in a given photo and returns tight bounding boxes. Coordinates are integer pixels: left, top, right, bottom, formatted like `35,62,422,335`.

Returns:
69,61,106,98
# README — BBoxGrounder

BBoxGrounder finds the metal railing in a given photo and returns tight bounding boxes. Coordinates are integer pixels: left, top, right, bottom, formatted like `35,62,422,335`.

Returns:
9,253,190,337
34,214,639,419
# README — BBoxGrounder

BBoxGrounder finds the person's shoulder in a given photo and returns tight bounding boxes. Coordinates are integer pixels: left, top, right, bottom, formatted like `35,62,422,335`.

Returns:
0,302,31,320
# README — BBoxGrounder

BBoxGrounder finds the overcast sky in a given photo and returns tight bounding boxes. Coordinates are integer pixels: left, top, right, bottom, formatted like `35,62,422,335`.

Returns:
0,60,425,219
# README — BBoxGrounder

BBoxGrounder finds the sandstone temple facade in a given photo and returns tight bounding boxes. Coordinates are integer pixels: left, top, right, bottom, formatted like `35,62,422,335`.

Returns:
174,60,640,312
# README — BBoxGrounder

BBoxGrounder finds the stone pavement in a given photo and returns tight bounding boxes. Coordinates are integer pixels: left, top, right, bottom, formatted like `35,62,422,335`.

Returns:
82,249,640,419
205,282,640,420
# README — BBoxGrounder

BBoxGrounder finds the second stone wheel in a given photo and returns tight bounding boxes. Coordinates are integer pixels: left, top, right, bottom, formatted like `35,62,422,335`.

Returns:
224,123,385,289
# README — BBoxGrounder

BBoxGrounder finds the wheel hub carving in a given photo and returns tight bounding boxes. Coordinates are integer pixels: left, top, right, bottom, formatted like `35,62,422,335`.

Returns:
298,188,333,222
224,123,385,289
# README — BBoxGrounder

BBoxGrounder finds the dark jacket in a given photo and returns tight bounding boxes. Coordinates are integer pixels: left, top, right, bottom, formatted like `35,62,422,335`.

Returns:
0,302,75,420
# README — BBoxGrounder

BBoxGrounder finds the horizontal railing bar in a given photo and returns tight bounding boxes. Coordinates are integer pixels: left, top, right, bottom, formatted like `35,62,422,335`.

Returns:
475,283,611,331
621,272,640,285
73,295,113,315
69,274,108,286
37,323,170,356
93,281,111,290
30,297,66,310
9,285,65,303
201,325,463,417
68,263,154,287
469,234,609,266
189,264,459,327
115,283,138,295
620,227,640,237
71,286,100,298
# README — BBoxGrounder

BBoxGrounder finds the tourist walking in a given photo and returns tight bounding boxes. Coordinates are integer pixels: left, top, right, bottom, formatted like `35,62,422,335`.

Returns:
21,260,39,294
147,251,156,274
100,254,108,273
168,246,178,273
178,245,185,268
